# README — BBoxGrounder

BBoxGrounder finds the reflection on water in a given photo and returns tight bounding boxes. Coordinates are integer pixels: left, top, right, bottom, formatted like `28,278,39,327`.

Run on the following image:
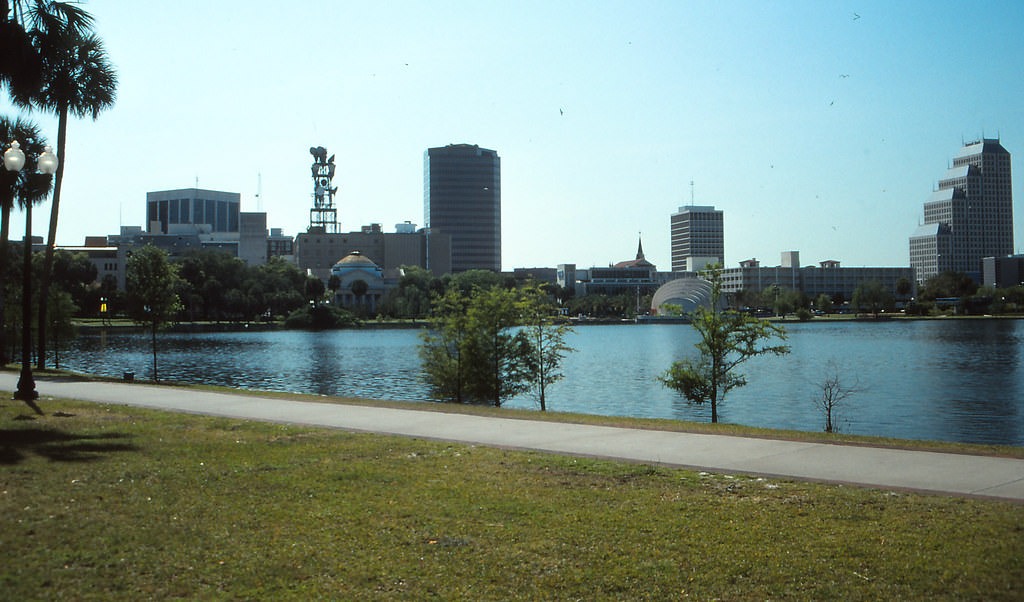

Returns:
64,320,1024,445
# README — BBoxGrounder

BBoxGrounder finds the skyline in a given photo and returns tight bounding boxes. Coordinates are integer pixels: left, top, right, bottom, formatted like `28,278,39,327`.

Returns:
2,1,1023,272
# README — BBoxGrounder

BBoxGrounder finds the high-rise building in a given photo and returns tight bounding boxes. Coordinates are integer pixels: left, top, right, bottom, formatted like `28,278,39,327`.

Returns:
670,205,724,272
910,139,1013,282
424,144,501,272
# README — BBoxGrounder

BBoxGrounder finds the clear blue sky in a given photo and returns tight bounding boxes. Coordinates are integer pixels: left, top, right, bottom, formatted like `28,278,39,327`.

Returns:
3,0,1023,271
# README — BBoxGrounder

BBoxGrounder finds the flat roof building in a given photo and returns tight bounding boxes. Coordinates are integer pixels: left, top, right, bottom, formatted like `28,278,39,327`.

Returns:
670,205,723,272
982,255,1024,288
722,251,915,303
147,188,240,235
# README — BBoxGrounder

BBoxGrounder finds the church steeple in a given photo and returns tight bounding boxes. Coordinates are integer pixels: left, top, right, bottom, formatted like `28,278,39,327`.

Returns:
612,233,655,269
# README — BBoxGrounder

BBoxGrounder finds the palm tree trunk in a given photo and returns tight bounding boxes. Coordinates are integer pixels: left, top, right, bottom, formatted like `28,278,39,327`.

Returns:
35,107,67,370
16,204,42,413
151,320,158,382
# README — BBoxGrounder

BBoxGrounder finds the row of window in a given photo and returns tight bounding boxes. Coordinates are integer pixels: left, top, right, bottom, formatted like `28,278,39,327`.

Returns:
147,199,239,233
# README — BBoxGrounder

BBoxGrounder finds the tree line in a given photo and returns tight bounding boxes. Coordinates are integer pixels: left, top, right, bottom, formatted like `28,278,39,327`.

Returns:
379,265,652,320
732,273,1024,319
907,271,1024,316
0,245,100,365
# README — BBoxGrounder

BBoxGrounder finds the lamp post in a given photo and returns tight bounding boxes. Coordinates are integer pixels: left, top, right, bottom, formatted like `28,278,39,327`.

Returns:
3,141,58,402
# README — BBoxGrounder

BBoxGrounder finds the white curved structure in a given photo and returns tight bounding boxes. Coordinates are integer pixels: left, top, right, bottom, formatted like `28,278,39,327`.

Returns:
650,277,718,315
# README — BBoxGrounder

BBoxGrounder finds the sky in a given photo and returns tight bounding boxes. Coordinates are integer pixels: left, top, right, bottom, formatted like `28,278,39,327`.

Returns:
3,1,1024,271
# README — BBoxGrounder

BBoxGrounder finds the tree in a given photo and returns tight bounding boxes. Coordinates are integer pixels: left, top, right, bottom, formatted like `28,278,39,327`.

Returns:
919,271,979,302
734,288,762,311
0,116,52,370
2,120,54,412
45,287,75,368
49,248,95,310
255,256,307,317
420,285,534,407
815,293,834,315
125,244,182,382
462,286,534,406
448,269,506,295
283,304,358,330
11,13,117,369
895,277,912,302
812,360,861,433
379,266,439,319
327,274,341,299
304,276,326,306
851,280,894,317
763,286,804,318
349,278,368,312
661,265,790,423
1,1,94,102
520,285,575,411
419,288,471,403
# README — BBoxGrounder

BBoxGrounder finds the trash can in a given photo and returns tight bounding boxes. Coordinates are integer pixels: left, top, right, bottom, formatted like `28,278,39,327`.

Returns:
123,371,134,382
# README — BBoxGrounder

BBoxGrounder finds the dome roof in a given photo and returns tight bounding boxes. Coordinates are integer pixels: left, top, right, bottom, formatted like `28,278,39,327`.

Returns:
334,251,378,268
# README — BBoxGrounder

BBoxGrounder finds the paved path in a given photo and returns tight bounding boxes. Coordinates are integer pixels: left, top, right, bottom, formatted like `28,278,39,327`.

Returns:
4,373,1024,503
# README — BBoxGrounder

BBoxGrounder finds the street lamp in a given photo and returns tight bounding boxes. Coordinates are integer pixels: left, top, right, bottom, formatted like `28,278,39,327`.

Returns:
4,141,58,402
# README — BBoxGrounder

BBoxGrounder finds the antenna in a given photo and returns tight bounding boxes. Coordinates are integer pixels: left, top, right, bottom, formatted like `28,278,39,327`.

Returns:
690,180,695,206
256,172,263,212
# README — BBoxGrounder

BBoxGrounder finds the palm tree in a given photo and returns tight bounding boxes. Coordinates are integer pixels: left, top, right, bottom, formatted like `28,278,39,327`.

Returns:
2,119,54,413
1,117,53,357
11,21,116,369
1,0,93,99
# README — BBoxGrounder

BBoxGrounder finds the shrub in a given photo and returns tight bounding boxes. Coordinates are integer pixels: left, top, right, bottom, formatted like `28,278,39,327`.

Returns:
284,305,359,330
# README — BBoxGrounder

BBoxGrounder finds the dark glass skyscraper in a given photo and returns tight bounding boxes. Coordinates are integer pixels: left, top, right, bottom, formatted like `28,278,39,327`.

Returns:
424,144,501,273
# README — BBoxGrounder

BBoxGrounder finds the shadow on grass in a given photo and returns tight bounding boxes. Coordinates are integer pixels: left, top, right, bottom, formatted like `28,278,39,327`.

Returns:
0,427,136,464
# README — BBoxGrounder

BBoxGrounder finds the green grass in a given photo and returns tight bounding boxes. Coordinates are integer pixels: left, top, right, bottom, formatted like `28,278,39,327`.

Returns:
1,398,1022,600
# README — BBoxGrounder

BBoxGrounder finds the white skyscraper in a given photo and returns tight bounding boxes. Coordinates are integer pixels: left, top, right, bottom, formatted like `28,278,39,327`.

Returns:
910,139,1013,282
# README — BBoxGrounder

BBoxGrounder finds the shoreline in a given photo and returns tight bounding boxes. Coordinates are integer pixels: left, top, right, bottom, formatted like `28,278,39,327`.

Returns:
73,312,1024,333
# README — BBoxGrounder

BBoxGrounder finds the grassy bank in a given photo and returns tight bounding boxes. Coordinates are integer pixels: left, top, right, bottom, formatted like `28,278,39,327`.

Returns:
1,398,1021,599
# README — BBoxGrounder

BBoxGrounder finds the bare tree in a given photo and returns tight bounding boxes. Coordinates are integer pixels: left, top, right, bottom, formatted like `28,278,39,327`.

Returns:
812,360,861,433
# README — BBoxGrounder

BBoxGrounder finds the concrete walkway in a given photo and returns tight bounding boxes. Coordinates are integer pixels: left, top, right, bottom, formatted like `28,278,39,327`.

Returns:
4,372,1024,503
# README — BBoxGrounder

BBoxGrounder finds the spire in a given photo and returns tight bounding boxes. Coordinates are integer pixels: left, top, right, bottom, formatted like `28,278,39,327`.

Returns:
636,234,645,260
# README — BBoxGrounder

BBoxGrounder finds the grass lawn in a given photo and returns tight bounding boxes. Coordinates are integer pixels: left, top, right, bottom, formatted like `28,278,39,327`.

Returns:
1,398,1022,600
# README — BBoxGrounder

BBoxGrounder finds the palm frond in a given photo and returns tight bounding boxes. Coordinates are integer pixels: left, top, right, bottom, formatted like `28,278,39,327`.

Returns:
0,115,54,209
24,0,93,35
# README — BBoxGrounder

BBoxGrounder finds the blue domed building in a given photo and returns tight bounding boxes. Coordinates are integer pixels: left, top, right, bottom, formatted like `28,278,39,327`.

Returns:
330,251,385,312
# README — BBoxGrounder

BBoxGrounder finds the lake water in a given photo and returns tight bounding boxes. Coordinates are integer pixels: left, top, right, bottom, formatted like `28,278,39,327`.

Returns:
61,320,1024,446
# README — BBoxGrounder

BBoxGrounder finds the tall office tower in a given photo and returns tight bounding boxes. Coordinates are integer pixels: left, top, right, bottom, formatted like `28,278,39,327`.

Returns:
424,144,501,272
910,139,1013,282
670,205,724,272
